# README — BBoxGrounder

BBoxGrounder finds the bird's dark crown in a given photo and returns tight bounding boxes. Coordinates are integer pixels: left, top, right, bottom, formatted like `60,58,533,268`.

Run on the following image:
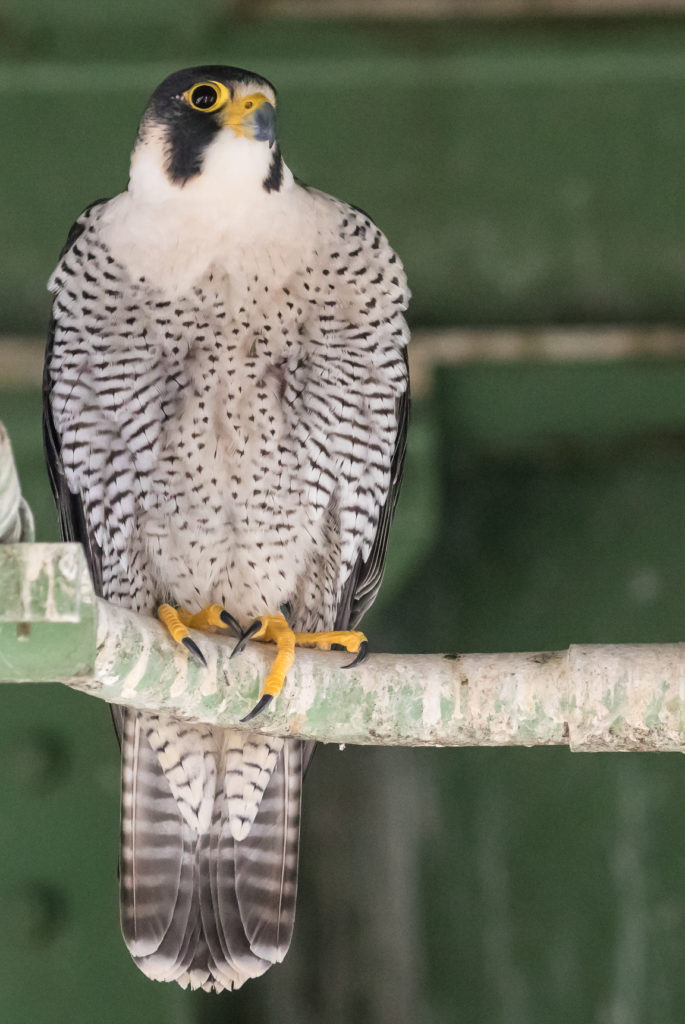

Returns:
146,66,277,120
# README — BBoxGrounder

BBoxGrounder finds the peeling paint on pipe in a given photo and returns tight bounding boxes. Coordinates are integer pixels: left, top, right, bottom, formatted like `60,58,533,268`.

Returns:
2,542,685,751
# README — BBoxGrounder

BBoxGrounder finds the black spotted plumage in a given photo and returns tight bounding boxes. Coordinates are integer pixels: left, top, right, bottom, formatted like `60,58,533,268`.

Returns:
44,65,409,992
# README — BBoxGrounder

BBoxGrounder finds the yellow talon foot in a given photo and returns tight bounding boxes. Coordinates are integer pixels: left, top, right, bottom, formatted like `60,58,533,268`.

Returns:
236,614,296,723
293,629,369,667
158,603,241,666
234,615,370,721
157,603,207,666
176,604,241,635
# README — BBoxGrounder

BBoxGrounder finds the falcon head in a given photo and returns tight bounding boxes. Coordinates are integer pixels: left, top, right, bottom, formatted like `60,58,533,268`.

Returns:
131,65,283,195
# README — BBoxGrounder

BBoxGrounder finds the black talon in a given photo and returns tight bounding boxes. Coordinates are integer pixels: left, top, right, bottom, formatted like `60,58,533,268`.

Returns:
230,618,262,659
219,609,241,635
240,693,273,723
182,635,207,667
343,640,369,669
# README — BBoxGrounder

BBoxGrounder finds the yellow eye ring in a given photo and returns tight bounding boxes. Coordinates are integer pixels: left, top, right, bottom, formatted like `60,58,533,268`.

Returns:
184,80,229,114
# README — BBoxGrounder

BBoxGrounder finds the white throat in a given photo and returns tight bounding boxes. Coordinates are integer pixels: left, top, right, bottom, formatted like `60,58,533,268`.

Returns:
97,127,312,297
128,128,286,204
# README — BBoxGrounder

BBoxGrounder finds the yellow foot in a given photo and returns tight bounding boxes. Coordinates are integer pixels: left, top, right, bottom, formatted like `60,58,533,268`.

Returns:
293,629,368,665
231,614,368,723
177,604,241,635
157,603,241,666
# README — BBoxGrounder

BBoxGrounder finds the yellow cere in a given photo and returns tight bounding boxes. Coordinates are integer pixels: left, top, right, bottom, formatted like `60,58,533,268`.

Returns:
221,92,272,133
236,92,271,113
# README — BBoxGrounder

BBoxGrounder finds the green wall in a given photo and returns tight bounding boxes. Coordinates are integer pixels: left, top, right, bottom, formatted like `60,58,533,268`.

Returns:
7,19,685,332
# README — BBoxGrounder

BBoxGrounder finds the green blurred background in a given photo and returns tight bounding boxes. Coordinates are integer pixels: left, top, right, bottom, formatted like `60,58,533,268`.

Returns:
4,4,685,1022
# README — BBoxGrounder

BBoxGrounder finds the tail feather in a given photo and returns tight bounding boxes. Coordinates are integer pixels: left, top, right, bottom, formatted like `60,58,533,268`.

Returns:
224,731,282,841
118,709,303,991
233,739,303,960
119,710,191,963
201,803,271,988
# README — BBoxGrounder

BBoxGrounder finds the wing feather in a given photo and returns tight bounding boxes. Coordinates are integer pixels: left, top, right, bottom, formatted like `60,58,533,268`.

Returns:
336,348,410,629
43,204,110,594
233,738,303,960
119,711,196,975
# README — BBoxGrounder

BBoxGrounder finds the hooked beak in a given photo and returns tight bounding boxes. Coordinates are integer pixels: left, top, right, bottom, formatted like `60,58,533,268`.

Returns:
222,94,276,146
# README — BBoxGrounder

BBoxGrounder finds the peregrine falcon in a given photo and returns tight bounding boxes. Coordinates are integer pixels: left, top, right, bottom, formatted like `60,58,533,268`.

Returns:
43,66,409,992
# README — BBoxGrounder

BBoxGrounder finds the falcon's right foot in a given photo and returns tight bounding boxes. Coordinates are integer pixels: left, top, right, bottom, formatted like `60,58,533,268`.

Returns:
157,603,241,666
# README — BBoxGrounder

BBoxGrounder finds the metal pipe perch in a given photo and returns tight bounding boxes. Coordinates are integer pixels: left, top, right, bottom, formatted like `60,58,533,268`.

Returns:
2,542,685,753
2,420,685,753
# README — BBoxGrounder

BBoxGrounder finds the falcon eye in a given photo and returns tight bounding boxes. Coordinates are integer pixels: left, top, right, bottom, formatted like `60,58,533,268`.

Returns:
184,81,228,113
191,84,218,109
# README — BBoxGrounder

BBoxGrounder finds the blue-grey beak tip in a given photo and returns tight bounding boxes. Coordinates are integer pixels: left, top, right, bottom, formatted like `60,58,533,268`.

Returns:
253,102,276,146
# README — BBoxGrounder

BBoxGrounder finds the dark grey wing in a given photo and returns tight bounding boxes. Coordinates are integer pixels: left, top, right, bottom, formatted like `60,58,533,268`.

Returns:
43,354,104,596
43,202,108,596
335,348,410,630
44,200,128,749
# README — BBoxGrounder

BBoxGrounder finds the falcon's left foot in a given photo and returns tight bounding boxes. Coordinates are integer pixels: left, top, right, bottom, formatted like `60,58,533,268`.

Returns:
231,614,368,722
